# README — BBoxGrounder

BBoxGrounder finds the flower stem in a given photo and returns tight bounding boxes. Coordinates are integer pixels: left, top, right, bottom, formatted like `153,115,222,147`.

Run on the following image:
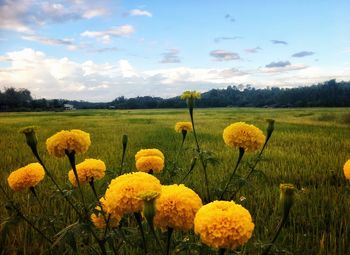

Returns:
27,145,106,254
147,220,165,254
229,135,272,200
29,187,57,232
134,212,148,253
189,107,211,202
220,147,245,200
218,248,226,255
171,133,186,175
179,157,197,183
66,151,87,214
261,214,288,255
30,146,83,219
89,180,118,255
166,227,173,255
0,184,53,244
119,134,128,175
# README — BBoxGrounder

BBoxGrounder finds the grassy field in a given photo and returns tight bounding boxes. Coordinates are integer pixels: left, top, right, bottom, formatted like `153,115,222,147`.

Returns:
0,108,350,255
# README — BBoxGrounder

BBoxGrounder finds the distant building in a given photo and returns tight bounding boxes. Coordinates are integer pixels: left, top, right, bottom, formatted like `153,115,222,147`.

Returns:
63,104,75,110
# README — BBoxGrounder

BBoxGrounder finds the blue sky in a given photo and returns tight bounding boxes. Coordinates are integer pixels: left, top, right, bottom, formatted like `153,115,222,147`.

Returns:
0,0,349,101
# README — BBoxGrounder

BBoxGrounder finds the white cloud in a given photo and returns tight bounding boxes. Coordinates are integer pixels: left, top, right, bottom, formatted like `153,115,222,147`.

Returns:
1,48,349,101
81,25,134,44
0,0,109,33
83,8,109,19
129,9,152,17
0,0,33,32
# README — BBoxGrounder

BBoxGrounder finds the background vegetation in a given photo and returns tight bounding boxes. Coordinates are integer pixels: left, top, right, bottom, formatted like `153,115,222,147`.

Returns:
0,108,349,254
1,79,350,111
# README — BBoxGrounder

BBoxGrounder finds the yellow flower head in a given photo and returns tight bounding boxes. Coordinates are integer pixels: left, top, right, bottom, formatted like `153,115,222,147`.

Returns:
223,122,265,152
154,184,202,231
175,122,193,133
91,198,121,229
343,160,350,181
194,200,254,250
103,172,161,216
135,149,164,161
180,91,201,100
68,159,106,187
135,149,165,173
136,156,164,173
46,129,91,157
7,163,45,192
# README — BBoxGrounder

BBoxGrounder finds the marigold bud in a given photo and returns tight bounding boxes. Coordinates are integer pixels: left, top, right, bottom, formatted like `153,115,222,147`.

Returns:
279,183,296,218
19,126,38,151
266,119,275,140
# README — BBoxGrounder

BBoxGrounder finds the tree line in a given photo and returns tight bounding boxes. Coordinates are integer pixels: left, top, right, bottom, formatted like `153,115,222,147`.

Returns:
1,80,349,111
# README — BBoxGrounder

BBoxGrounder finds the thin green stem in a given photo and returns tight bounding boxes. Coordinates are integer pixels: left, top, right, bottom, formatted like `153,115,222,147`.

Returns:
220,147,245,200
119,135,128,175
89,181,118,255
229,136,272,200
166,227,173,255
172,134,186,175
0,184,53,244
179,158,197,183
148,221,165,254
261,215,288,255
218,248,226,255
30,147,82,218
29,187,57,232
134,212,148,254
66,151,87,214
189,107,211,202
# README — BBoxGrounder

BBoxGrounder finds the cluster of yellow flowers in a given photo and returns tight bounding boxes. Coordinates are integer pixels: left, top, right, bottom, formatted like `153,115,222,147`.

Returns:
135,148,165,173
68,159,106,186
7,163,45,192
223,122,265,152
194,200,254,250
46,129,91,157
175,122,193,133
154,184,202,230
103,172,162,216
343,160,350,181
10,119,263,252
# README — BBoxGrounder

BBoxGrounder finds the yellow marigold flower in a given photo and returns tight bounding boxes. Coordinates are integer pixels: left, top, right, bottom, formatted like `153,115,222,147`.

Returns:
194,200,254,250
175,122,193,133
136,156,164,173
135,149,164,161
91,198,121,229
46,129,91,157
154,184,202,231
223,122,265,152
343,160,350,181
7,163,45,192
103,172,161,216
68,159,106,187
180,91,201,100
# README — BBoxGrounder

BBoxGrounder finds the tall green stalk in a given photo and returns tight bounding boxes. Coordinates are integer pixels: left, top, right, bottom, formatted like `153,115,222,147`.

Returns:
66,151,87,213
220,147,245,200
189,106,211,202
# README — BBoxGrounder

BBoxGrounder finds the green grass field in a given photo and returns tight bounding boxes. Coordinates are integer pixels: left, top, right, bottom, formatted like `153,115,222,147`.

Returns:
0,108,350,255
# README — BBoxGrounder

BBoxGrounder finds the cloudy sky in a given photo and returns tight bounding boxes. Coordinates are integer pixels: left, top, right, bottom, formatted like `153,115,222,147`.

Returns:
0,0,350,101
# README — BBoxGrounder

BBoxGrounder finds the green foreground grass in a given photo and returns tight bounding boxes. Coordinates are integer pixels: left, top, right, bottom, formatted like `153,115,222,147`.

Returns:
0,108,350,255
